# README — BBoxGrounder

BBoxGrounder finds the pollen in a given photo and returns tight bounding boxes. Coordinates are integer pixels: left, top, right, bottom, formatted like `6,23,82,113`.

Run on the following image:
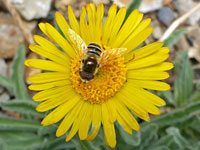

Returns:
70,52,127,104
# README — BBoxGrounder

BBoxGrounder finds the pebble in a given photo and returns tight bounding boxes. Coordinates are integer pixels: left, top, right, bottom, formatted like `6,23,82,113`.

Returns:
0,13,24,59
10,0,52,21
0,92,10,101
157,7,176,26
139,0,164,13
0,59,7,77
176,0,200,25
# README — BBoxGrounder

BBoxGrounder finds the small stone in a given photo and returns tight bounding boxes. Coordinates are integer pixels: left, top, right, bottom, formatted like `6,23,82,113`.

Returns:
0,92,10,101
0,13,24,59
139,0,164,13
176,0,200,25
0,59,7,77
10,0,52,21
157,7,176,26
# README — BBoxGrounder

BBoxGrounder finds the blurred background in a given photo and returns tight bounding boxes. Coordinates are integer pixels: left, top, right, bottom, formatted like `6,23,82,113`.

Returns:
0,0,200,150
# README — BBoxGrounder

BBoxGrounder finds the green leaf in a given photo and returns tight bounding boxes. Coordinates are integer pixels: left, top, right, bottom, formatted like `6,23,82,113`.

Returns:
0,115,41,132
117,124,141,146
150,101,200,127
0,138,7,150
38,125,57,136
160,91,175,106
163,29,188,47
140,124,158,149
149,146,170,150
0,75,13,93
166,127,193,150
174,51,194,107
125,0,142,21
6,138,45,150
0,100,44,117
0,131,37,142
11,45,29,100
45,136,76,150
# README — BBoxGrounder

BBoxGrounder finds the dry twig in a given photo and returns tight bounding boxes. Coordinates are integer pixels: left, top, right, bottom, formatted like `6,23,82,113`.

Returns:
159,3,200,42
2,0,34,44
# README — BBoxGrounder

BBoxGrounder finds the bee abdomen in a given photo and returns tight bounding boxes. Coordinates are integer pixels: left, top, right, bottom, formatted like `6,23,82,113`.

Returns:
87,43,102,57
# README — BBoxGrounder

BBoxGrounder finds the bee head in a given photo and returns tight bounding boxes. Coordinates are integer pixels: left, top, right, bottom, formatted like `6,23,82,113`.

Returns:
79,71,94,82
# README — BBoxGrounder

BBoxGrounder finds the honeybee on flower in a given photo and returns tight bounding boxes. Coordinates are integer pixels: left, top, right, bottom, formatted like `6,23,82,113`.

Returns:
25,3,173,148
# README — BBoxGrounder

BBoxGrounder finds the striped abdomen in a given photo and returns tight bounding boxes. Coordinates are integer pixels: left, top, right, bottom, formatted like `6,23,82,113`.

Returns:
87,43,102,57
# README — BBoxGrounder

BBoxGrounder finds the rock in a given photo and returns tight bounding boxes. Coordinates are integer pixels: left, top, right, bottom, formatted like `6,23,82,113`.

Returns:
157,7,176,26
0,13,24,59
176,0,200,25
10,0,52,21
0,92,10,101
139,0,164,13
0,59,7,77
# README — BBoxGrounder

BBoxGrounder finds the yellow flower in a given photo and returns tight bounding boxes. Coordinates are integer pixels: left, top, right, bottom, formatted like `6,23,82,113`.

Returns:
25,3,173,148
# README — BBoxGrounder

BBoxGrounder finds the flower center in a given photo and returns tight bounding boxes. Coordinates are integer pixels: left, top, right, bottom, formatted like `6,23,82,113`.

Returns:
70,51,127,104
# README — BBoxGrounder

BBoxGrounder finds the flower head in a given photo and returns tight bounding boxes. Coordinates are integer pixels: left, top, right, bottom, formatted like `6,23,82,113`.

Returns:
25,3,173,148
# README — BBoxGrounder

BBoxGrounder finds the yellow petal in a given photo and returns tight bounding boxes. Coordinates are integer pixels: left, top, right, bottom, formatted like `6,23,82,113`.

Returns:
111,10,142,48
117,113,132,135
79,102,93,140
115,100,140,131
87,104,101,141
33,85,70,101
41,95,80,126
29,45,69,66
121,85,161,115
126,53,169,70
66,101,88,142
115,92,150,122
28,80,71,91
36,87,76,112
33,35,70,61
55,11,70,39
127,79,171,91
107,7,126,45
56,100,84,137
122,27,153,53
102,103,116,148
68,6,80,34
25,59,68,72
131,42,163,60
94,3,104,44
44,23,76,58
80,7,90,44
127,71,169,80
106,98,117,123
102,4,117,46
28,72,69,84
128,62,174,72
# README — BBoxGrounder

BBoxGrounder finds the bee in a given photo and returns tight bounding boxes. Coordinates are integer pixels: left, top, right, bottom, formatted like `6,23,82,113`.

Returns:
68,29,128,82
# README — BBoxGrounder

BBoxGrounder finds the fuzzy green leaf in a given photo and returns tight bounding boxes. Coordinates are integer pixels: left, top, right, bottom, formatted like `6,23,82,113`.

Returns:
0,131,37,142
11,45,29,100
38,125,57,136
166,127,193,150
163,29,188,47
0,75,13,93
117,124,141,146
174,51,194,107
0,115,41,132
150,101,200,127
0,100,43,117
6,138,45,150
0,139,7,150
125,0,142,21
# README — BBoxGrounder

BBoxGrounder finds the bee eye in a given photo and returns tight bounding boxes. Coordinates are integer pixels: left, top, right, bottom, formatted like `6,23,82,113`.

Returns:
82,60,85,63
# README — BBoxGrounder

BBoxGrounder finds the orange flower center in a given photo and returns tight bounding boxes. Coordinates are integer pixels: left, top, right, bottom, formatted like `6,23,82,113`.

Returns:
70,50,127,104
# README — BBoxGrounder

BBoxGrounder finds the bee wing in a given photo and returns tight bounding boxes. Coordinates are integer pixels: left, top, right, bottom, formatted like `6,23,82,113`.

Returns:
99,48,127,67
68,29,87,60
